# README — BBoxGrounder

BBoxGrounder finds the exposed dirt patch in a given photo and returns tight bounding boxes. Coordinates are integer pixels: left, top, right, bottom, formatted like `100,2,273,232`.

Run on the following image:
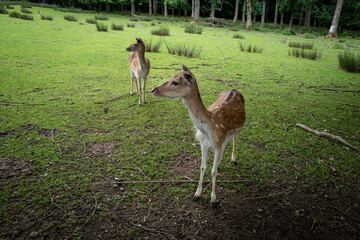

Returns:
0,158,33,185
85,141,122,156
166,151,200,180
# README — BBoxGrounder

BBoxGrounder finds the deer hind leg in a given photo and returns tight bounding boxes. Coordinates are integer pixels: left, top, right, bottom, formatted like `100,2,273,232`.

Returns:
142,76,147,103
130,71,136,95
211,146,225,207
231,138,236,164
193,141,209,201
137,76,142,105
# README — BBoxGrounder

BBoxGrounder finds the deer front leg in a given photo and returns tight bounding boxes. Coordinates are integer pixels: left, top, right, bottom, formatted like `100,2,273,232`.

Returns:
142,76,147,103
211,147,224,207
193,143,209,201
231,138,236,164
130,72,136,95
137,77,142,105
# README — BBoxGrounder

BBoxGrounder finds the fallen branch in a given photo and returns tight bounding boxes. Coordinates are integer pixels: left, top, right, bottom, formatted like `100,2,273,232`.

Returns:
0,102,45,106
319,88,360,93
97,179,252,185
296,123,359,152
249,92,259,101
94,93,130,104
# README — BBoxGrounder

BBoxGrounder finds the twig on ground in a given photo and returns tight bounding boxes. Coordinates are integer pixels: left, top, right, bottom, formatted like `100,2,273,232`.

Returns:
99,179,252,185
0,102,45,106
118,166,149,179
310,113,349,135
295,123,359,152
319,88,360,93
249,93,259,101
94,93,130,104
130,222,177,240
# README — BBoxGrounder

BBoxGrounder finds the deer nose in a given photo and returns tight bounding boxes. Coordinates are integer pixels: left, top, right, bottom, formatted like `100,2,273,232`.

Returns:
151,88,156,94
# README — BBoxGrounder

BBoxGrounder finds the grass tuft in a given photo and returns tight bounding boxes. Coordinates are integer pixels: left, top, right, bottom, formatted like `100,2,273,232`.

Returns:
338,50,360,73
64,15,77,22
184,24,203,34
21,8,32,14
95,15,108,20
289,48,322,60
289,42,314,49
0,6,9,14
127,23,135,28
233,33,245,39
9,11,21,18
151,26,170,36
86,18,97,24
239,43,263,53
304,33,315,39
96,22,108,32
144,38,162,53
41,15,53,21
111,23,123,31
164,41,201,57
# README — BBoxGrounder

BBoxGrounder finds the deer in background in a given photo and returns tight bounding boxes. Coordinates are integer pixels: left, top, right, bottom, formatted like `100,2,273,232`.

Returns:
126,38,151,105
152,63,246,207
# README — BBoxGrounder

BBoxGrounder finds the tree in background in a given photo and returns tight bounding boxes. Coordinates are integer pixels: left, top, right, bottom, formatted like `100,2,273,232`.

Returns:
192,0,200,22
326,0,344,38
244,0,252,29
260,0,266,28
233,0,240,24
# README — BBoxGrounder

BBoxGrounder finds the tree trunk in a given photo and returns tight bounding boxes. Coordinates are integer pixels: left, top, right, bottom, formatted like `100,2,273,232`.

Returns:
149,0,152,15
299,4,304,25
242,0,246,27
191,0,195,18
260,0,266,28
289,11,293,29
131,1,135,16
233,0,239,24
210,1,216,19
193,0,200,23
153,0,157,15
164,0,168,17
106,2,110,12
326,0,344,38
274,0,279,25
244,0,252,30
305,1,312,27
280,0,284,29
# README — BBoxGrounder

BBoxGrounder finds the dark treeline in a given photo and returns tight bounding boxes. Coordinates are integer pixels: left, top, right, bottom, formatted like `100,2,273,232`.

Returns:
8,0,360,31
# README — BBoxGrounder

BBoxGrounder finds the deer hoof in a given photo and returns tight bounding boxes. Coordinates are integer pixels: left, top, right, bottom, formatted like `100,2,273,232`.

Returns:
211,201,219,208
192,196,201,202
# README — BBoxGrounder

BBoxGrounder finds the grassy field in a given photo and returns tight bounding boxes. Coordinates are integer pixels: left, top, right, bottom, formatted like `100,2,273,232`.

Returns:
1,5,360,239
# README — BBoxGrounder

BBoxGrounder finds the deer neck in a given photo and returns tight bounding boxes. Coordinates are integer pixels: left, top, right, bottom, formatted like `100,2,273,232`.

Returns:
137,49,148,71
182,83,212,133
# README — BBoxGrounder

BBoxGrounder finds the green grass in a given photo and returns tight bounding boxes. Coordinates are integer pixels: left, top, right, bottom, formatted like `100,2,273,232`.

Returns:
338,50,360,73
184,24,203,34
0,6,359,238
151,26,170,36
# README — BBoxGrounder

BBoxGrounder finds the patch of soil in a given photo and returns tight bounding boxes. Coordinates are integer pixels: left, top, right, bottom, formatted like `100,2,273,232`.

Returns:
0,158,32,184
85,141,122,156
166,151,200,180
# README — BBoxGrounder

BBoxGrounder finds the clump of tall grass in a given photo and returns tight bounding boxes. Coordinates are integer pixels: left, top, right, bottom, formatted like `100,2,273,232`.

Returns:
239,43,263,53
144,38,161,53
95,15,108,20
140,16,152,21
111,23,123,31
20,14,33,20
151,26,170,36
9,11,21,18
86,18,96,24
304,33,315,39
41,15,53,21
96,22,108,32
289,42,314,49
164,41,201,57
0,6,8,14
184,24,202,34
289,49,322,60
233,33,245,39
21,8,32,14
127,23,135,27
338,50,360,73
64,15,77,21
130,17,139,21
6,5,14,9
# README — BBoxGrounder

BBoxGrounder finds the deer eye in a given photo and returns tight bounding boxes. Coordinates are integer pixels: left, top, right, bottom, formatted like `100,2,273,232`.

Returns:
171,81,179,86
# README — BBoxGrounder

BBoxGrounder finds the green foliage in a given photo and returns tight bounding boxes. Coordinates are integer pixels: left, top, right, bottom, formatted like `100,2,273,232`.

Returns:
95,15,108,20
151,26,170,36
289,42,314,49
164,41,201,57
96,22,108,32
111,23,123,31
239,43,263,53
144,38,162,52
289,48,322,60
86,18,97,24
20,8,32,14
184,24,202,34
127,23,135,27
338,50,360,73
64,15,77,21
20,14,33,20
9,11,21,18
304,33,316,39
0,6,9,14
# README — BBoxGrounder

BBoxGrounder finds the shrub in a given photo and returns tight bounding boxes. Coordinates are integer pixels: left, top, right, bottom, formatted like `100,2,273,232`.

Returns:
41,15,53,21
21,8,32,14
144,38,161,53
289,49,321,60
184,24,202,34
0,6,8,14
6,5,14,9
9,11,21,18
127,23,135,27
96,22,108,32
20,14,33,20
282,29,292,35
304,33,315,39
239,43,263,53
338,50,360,73
164,41,201,57
130,17,139,21
233,33,245,39
111,23,123,31
289,42,314,49
151,26,170,36
64,15,77,21
95,15,108,20
86,18,96,24
140,16,152,21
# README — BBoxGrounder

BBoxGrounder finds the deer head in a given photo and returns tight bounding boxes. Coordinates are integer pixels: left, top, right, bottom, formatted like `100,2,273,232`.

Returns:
126,38,145,52
152,63,198,99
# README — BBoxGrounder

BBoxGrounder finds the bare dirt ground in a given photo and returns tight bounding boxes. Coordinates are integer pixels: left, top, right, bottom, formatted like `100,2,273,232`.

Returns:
1,152,359,239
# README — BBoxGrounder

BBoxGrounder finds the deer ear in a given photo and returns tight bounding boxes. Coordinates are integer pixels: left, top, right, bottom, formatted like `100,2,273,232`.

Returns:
179,62,191,74
136,38,143,43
